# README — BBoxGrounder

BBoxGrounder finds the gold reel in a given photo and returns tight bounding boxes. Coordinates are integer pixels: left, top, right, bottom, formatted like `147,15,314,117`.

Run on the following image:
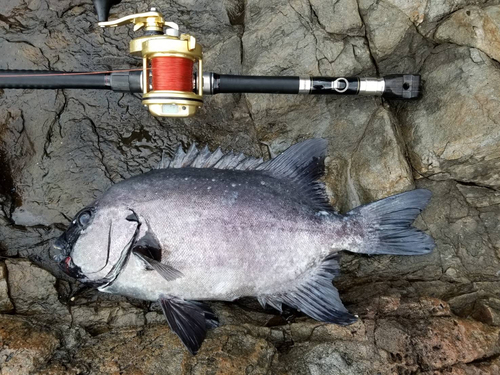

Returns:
99,9,203,118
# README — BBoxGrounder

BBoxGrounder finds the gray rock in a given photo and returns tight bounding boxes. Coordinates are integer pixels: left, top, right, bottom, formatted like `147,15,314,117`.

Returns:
358,0,433,73
309,0,364,36
435,6,500,63
5,259,70,321
472,297,500,326
398,45,500,189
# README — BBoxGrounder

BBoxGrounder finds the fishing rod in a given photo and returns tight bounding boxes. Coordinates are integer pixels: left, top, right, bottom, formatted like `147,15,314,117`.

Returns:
0,0,421,118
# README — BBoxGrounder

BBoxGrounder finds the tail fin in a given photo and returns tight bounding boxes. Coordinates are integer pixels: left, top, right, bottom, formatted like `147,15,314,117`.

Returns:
346,189,434,255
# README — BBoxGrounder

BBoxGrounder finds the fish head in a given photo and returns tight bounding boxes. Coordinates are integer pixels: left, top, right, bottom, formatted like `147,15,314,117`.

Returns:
53,202,139,285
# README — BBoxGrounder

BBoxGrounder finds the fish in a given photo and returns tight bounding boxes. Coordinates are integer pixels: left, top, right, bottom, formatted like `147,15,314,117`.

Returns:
52,139,434,354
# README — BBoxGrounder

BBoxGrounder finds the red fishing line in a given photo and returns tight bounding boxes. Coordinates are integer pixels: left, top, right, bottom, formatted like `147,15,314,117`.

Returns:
151,57,193,92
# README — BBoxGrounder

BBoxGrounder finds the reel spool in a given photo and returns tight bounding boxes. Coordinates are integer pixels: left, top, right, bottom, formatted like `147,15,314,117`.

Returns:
99,9,203,117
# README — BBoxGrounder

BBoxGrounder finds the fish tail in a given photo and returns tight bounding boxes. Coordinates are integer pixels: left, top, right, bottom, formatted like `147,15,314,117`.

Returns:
345,189,435,255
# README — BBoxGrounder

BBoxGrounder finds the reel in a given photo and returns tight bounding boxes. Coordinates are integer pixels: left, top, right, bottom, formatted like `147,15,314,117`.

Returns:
99,8,203,117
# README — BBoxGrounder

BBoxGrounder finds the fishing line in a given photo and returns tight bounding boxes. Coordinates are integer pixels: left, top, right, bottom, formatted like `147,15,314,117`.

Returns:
151,57,193,92
0,68,146,78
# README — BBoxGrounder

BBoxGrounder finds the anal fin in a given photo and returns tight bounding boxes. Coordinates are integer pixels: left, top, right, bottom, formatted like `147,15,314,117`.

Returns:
260,254,357,325
159,295,219,355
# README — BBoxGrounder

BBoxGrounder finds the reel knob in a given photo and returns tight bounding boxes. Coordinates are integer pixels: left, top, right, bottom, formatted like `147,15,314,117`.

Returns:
93,0,122,22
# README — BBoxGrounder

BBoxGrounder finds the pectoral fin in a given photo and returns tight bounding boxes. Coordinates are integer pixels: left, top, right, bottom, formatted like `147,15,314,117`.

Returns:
159,295,219,355
129,224,183,281
133,252,183,281
132,231,162,262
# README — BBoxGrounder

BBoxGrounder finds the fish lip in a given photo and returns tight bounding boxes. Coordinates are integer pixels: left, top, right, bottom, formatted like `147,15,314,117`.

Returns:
57,255,85,279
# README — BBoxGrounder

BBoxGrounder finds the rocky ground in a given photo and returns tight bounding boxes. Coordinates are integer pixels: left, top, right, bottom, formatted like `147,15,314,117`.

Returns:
0,0,500,374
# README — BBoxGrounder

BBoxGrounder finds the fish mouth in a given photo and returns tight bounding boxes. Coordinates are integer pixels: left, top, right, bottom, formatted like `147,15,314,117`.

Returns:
54,252,85,279
52,235,85,280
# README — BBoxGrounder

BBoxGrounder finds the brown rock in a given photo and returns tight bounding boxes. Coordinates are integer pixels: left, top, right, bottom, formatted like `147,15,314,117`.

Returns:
0,263,13,312
378,296,451,318
472,298,500,326
375,319,419,373
422,357,500,374
411,318,500,370
65,325,276,375
71,302,145,334
289,320,367,343
0,315,59,375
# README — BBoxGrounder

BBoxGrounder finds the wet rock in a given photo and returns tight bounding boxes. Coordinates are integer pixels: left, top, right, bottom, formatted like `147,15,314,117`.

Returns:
242,3,411,211
374,317,500,373
358,0,433,73
55,325,276,375
5,259,70,321
435,6,500,63
71,302,145,334
347,105,414,204
0,263,13,312
243,0,374,76
410,318,500,370
471,297,500,326
309,0,364,36
338,178,500,319
0,315,60,375
399,45,500,189
244,96,414,211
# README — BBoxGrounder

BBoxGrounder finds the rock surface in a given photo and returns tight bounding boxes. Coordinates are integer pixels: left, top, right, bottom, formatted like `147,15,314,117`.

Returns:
0,263,13,313
0,0,499,374
435,5,500,62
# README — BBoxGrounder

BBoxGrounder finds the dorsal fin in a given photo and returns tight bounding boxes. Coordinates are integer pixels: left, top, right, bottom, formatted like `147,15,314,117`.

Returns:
157,143,265,171
258,139,332,212
157,139,334,212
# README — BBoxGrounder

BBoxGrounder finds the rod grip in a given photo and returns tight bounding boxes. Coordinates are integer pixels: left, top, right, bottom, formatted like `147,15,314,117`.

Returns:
204,73,299,94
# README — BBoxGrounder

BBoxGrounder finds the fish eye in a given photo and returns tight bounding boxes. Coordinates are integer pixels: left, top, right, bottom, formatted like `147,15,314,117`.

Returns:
78,211,92,227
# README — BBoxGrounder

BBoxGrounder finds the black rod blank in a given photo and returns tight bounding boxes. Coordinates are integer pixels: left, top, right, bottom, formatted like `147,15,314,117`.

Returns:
0,70,110,90
0,70,142,92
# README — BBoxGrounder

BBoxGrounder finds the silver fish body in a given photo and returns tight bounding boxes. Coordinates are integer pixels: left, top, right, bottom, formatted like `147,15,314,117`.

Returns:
100,167,351,301
53,139,434,354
